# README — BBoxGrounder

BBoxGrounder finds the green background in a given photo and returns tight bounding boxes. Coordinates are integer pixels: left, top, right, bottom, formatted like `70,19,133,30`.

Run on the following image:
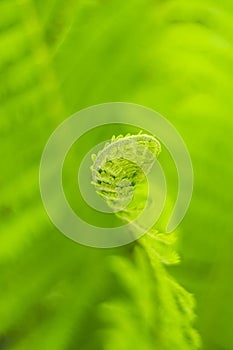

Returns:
0,0,232,349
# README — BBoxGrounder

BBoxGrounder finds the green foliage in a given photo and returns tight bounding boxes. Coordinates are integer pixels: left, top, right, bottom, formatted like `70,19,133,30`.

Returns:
0,0,233,349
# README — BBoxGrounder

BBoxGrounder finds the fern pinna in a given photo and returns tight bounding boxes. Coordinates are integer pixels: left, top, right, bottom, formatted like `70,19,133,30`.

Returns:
91,133,200,350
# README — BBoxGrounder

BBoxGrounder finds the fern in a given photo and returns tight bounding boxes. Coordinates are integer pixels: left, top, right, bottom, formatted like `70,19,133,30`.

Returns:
1,0,232,349
91,133,201,350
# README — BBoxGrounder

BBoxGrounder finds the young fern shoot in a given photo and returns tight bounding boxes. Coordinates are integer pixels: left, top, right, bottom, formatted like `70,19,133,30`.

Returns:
91,133,200,350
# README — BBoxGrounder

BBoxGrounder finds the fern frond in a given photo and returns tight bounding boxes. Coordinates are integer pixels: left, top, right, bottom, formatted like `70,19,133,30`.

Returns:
92,133,201,349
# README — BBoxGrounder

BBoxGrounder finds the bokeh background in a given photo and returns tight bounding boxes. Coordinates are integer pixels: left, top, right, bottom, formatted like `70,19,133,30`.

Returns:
1,0,233,349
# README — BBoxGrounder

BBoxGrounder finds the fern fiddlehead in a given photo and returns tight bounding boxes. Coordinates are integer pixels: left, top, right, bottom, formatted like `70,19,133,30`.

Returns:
91,133,200,350
91,134,160,213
